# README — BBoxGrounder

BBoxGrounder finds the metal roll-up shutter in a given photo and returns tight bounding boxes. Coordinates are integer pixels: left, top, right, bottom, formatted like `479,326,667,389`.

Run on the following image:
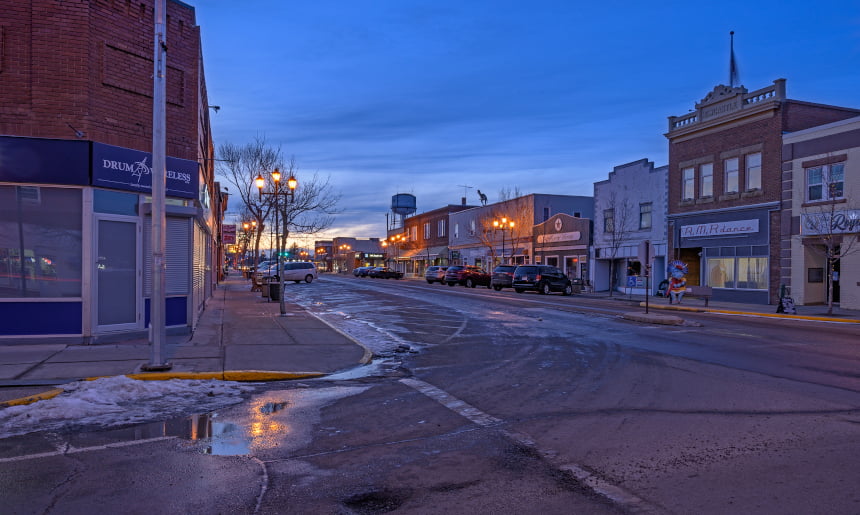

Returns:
143,216,191,296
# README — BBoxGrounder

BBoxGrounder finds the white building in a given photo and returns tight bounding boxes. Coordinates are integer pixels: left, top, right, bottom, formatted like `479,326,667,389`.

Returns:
592,159,668,294
782,116,860,310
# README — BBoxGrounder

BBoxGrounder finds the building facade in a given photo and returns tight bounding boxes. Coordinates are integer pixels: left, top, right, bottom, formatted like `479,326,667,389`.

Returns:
782,116,860,310
665,79,859,304
592,159,668,295
388,204,473,276
448,194,594,272
0,0,219,340
533,214,592,281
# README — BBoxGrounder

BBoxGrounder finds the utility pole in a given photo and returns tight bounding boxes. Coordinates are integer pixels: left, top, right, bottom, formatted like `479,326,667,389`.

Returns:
143,0,171,371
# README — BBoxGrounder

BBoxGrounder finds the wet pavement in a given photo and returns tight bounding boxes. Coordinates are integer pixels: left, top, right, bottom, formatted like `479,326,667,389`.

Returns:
0,272,370,404
1,272,856,406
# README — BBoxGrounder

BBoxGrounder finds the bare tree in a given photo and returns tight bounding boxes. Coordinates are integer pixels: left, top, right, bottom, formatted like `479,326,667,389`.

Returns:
217,136,279,269
601,192,634,296
801,176,859,314
276,156,341,245
217,140,341,270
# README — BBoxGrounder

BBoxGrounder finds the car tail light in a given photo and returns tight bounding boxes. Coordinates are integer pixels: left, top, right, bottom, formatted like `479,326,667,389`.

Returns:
535,274,542,281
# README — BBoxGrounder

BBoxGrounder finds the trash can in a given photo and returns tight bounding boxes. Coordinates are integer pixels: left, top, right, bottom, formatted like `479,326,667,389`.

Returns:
269,281,281,301
571,278,583,294
261,282,270,298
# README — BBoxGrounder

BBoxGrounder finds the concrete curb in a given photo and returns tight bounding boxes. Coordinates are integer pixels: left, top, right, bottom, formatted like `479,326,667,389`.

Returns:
1,388,65,407
622,312,685,325
303,306,375,365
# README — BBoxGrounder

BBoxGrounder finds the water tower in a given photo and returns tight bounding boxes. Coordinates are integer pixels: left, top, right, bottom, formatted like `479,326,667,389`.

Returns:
390,193,416,229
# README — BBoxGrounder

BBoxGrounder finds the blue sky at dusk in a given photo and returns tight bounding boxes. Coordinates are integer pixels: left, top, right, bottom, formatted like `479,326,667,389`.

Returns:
195,1,860,243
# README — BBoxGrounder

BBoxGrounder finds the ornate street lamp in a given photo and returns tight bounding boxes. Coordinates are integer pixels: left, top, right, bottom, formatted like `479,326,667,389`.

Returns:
493,217,515,264
254,168,298,316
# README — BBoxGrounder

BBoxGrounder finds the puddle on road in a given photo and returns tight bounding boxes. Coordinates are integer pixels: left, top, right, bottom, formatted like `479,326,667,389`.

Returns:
81,386,369,456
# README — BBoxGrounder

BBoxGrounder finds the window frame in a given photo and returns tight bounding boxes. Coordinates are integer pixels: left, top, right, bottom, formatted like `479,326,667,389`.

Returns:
745,152,762,191
806,163,845,202
724,157,739,194
603,208,615,233
699,163,713,198
437,219,445,237
682,167,695,200
638,202,652,230
423,222,431,240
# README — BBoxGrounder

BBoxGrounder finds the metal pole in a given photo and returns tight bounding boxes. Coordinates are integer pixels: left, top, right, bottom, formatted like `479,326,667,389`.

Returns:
278,188,287,316
144,0,171,371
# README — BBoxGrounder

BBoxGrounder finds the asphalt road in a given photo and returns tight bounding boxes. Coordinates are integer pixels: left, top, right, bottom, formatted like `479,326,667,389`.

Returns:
3,275,859,514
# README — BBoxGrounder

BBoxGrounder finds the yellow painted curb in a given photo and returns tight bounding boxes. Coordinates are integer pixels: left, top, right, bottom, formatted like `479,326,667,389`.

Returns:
223,371,325,381
706,309,860,323
0,388,64,407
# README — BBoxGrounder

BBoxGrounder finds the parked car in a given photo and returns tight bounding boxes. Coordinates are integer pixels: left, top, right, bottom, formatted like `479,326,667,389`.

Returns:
491,264,518,291
354,266,375,277
512,265,572,295
445,265,491,288
368,266,404,279
424,266,449,284
267,261,318,283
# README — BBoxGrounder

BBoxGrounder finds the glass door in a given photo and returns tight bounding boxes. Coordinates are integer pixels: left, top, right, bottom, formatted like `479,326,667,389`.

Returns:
96,218,139,331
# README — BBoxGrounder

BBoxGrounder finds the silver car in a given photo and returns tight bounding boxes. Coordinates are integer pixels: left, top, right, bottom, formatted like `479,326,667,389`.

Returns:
267,262,318,283
424,266,449,284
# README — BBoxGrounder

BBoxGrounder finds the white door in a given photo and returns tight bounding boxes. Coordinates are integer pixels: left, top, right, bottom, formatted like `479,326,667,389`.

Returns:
95,217,140,332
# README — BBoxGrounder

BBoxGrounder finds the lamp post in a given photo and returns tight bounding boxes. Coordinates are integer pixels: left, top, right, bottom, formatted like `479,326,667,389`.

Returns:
493,217,515,264
255,168,297,316
339,244,352,273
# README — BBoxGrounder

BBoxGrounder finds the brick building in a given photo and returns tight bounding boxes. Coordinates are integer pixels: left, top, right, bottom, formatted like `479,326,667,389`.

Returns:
388,204,473,276
665,79,859,304
0,0,220,339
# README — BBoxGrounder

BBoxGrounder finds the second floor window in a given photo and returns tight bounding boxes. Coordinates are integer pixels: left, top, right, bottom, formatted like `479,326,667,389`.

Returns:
604,208,615,233
682,167,695,200
454,223,459,238
807,163,844,201
700,163,713,198
543,207,550,222
639,203,652,230
410,226,417,240
423,222,431,239
438,219,446,237
724,158,739,194
746,153,762,190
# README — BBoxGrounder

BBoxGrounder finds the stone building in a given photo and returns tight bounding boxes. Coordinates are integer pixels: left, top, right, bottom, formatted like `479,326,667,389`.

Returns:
665,79,859,304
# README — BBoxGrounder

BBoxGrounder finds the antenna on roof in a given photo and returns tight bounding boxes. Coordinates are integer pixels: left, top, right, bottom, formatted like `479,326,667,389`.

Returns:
729,31,740,88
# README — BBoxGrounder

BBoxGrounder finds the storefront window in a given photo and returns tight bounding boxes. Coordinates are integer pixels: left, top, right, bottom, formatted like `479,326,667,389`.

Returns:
0,186,82,298
706,255,767,290
737,257,768,289
707,258,735,288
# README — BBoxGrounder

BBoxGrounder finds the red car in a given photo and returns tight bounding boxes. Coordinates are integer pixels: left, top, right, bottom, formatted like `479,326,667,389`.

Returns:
444,265,491,288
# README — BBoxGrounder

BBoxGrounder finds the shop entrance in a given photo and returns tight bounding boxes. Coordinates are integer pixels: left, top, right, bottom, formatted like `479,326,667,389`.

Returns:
95,216,140,332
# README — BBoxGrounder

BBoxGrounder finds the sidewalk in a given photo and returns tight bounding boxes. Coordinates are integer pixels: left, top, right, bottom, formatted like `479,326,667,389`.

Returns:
0,273,370,404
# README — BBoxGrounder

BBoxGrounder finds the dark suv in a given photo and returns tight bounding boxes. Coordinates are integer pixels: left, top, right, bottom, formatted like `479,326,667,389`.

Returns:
512,265,572,295
445,265,491,288
491,265,518,291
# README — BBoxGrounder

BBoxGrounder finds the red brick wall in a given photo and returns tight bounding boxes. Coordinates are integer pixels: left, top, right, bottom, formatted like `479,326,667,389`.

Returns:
0,0,201,160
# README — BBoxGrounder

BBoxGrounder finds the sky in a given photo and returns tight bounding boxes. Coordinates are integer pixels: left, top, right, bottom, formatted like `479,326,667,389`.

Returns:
194,0,860,245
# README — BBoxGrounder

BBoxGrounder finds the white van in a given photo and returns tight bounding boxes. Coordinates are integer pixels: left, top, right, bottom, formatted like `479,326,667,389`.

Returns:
268,262,317,283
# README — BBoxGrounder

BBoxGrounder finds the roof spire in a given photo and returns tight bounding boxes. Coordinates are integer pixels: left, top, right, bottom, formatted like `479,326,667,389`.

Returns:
729,31,740,88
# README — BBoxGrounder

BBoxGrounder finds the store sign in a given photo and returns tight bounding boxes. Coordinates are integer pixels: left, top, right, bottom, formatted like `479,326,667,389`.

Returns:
537,231,581,244
801,210,860,235
363,253,383,258
681,219,758,238
222,224,236,244
92,142,198,198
